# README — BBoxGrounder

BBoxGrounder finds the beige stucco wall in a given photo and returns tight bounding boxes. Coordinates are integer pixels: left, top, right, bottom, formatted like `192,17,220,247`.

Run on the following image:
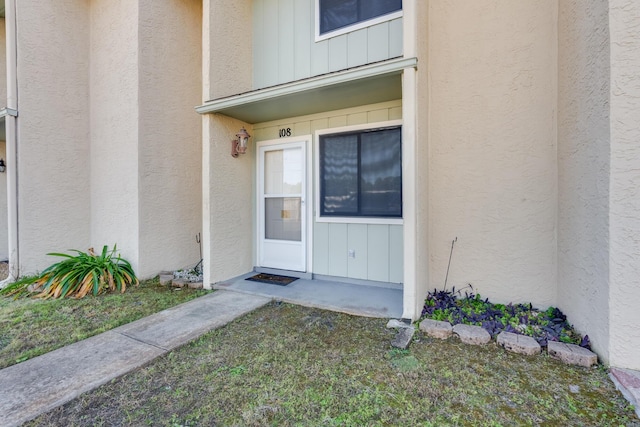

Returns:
16,0,91,273
0,140,6,261
428,1,558,307
0,17,6,105
204,0,252,100
202,114,254,286
557,1,611,364
137,0,202,277
0,17,8,260
608,0,640,371
91,0,204,278
89,0,140,270
202,0,254,286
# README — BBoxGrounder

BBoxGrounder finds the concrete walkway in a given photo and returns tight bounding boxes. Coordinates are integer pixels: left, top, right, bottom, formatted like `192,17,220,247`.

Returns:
0,291,271,427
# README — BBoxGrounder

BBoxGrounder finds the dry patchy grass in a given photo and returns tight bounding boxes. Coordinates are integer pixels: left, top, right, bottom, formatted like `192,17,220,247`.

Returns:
0,277,209,368
28,302,638,426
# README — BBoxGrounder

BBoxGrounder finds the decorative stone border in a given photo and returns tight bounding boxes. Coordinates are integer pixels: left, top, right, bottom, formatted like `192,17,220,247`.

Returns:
411,319,598,368
497,331,541,356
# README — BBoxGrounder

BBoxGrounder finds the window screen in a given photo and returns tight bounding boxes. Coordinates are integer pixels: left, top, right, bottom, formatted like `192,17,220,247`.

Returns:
319,0,402,35
320,127,402,218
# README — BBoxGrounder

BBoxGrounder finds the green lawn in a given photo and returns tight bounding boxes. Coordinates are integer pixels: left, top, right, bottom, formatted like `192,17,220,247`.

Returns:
28,302,639,427
0,277,210,369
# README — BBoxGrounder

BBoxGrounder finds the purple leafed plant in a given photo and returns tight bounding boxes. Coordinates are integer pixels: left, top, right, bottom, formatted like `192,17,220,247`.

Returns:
420,285,589,349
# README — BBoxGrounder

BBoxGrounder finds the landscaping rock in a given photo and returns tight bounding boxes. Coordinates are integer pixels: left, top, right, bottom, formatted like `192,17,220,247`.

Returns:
171,279,187,288
547,341,597,367
159,274,174,286
391,326,415,349
452,324,491,345
496,331,541,356
419,319,453,339
386,319,412,329
188,282,203,289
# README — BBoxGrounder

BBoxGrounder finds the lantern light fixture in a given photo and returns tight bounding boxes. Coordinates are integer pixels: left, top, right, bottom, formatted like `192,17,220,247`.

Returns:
231,127,251,158
0,159,5,173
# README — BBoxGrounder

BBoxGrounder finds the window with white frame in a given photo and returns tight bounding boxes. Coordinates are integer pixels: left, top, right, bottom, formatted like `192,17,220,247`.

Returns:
317,0,403,40
319,126,402,218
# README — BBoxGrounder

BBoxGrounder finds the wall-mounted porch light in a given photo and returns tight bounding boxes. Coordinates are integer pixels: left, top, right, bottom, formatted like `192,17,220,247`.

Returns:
231,127,251,158
0,159,5,173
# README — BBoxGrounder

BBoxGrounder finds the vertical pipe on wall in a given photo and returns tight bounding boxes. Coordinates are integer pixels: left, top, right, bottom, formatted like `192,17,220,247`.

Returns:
4,0,19,281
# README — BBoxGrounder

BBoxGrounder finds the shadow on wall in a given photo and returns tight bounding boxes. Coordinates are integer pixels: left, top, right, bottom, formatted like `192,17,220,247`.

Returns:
0,140,7,262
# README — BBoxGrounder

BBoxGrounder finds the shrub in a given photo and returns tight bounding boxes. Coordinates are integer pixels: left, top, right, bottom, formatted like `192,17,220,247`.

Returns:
0,245,138,299
420,285,588,348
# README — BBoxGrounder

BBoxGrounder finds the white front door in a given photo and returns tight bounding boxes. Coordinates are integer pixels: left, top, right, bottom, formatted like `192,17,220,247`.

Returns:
258,140,307,272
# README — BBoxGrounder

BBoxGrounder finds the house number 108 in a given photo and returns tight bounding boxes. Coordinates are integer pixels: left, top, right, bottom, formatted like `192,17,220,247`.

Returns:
279,128,292,138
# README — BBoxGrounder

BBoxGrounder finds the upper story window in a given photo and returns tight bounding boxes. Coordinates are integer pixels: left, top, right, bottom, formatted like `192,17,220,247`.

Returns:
316,0,403,41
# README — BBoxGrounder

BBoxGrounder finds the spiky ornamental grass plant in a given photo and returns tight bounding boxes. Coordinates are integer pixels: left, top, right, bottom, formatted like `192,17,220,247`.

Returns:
0,245,138,299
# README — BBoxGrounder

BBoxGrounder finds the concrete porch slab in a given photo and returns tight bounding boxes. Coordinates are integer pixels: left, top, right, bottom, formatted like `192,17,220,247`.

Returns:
214,273,403,319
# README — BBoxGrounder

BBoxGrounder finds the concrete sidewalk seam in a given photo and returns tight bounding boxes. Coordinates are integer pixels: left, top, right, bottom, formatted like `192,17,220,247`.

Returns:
115,331,170,352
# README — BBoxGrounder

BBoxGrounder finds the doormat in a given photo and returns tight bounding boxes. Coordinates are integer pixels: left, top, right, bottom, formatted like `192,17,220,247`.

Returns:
246,273,299,286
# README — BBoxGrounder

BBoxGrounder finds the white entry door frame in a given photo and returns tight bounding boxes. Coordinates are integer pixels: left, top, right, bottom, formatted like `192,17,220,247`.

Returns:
257,135,313,273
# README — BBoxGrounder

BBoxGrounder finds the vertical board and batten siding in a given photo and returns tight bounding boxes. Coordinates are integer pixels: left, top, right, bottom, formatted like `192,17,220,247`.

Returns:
253,100,404,283
252,0,403,89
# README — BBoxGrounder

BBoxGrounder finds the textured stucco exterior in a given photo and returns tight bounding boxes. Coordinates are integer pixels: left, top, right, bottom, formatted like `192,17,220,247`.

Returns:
16,0,91,272
0,17,8,260
137,0,202,276
557,1,611,364
89,0,140,270
202,114,254,286
3,0,202,278
608,0,640,371
204,0,252,100
202,0,254,287
0,140,6,260
91,0,202,277
428,1,558,307
0,17,6,105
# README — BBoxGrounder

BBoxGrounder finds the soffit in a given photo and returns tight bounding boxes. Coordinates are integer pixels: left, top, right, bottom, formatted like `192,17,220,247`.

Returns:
196,57,416,124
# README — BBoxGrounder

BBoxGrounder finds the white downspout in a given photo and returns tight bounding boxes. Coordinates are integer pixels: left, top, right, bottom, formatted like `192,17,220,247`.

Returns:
3,0,19,284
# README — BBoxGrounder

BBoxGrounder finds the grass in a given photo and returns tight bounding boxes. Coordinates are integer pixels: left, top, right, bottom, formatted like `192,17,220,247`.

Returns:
28,302,639,426
0,277,209,369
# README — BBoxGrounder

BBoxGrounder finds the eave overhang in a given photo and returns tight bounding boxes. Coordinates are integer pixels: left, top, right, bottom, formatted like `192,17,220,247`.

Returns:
196,57,417,124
